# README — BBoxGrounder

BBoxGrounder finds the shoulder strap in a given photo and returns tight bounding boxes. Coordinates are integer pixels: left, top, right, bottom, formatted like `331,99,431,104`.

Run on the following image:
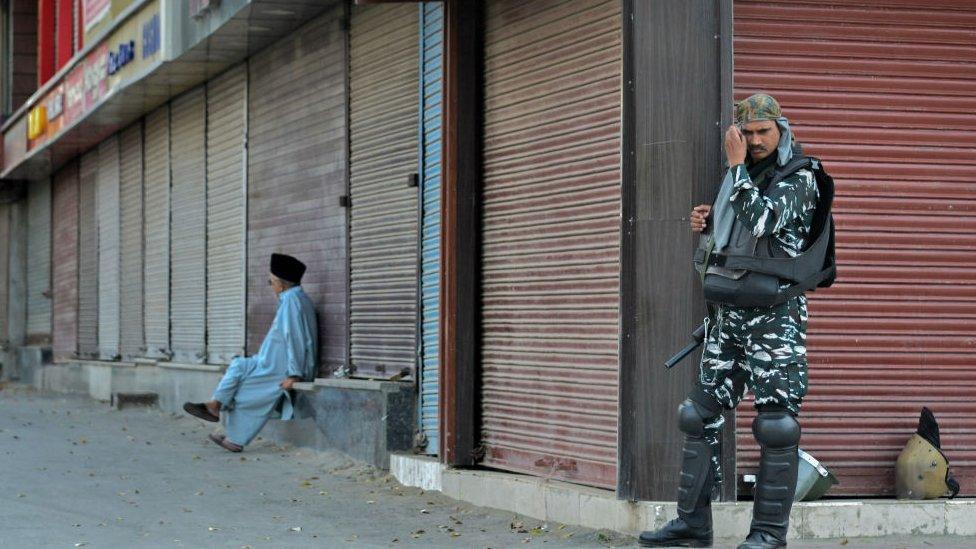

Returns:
769,155,814,187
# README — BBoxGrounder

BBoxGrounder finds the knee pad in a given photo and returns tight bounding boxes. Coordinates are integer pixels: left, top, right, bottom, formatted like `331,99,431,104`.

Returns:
752,410,801,449
678,399,716,437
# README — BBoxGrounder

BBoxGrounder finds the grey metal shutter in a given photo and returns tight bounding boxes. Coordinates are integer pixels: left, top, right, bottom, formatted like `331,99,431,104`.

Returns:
349,2,420,379
143,105,171,359
97,135,121,360
479,0,622,489
52,162,79,359
170,86,208,363
206,64,247,364
7,200,26,351
418,0,443,454
247,7,348,376
0,205,9,345
119,122,144,360
77,150,99,358
26,177,52,344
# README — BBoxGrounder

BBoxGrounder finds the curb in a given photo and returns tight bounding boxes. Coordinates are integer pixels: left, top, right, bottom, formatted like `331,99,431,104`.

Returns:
391,454,975,539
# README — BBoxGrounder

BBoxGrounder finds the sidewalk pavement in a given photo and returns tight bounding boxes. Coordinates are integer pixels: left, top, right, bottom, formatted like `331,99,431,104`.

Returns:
1,384,973,549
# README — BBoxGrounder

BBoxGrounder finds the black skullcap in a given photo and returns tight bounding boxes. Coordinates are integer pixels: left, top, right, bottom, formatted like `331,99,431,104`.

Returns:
270,253,306,285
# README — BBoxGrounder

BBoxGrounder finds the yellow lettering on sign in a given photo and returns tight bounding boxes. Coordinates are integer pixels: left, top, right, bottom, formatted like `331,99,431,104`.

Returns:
27,106,48,140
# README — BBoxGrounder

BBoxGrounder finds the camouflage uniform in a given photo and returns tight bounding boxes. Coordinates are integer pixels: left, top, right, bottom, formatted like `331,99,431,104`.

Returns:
698,160,819,487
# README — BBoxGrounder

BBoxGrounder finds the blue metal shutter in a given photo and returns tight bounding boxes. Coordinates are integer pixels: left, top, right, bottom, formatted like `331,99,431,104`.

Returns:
418,1,443,455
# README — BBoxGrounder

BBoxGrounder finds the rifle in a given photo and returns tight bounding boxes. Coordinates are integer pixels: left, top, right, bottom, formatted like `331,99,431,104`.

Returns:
664,322,707,369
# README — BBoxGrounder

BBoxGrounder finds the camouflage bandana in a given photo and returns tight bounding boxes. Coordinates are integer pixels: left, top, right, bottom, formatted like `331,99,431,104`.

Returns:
735,93,782,125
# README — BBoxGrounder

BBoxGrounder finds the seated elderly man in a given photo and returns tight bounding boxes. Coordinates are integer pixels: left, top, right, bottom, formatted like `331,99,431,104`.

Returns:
183,253,318,452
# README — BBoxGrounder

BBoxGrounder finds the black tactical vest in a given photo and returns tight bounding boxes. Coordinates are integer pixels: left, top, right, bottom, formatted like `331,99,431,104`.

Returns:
694,156,836,308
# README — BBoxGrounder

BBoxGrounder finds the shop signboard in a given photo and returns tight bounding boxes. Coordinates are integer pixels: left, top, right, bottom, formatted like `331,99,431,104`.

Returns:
25,0,160,152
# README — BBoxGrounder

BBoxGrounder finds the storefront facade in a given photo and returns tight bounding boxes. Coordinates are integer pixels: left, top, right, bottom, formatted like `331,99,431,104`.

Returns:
1,0,972,503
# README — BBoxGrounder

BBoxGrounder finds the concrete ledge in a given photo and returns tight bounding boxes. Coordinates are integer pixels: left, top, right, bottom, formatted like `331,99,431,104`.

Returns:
25,360,224,414
390,454,976,539
313,377,412,392
157,362,225,373
262,379,416,470
390,453,442,492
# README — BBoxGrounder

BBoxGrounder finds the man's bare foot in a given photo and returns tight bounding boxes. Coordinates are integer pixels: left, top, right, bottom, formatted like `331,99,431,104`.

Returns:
205,401,221,417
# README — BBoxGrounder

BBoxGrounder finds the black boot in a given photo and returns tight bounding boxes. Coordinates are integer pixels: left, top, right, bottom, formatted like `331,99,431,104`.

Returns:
637,478,713,547
639,399,717,548
738,409,800,549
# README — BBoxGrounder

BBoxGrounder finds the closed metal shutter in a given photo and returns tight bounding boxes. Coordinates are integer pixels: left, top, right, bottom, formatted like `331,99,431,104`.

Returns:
7,200,26,350
349,2,420,379
418,0,443,454
119,122,144,360
247,7,348,375
52,162,79,359
143,105,171,359
479,0,622,489
170,87,208,364
206,64,247,364
77,150,99,358
26,177,53,344
0,205,9,345
97,135,121,360
734,0,976,496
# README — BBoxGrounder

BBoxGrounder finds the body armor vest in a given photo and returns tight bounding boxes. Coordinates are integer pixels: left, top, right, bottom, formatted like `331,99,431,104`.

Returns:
694,156,836,308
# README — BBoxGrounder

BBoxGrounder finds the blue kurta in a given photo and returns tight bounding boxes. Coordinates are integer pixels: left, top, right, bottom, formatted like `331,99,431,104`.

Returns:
212,286,318,446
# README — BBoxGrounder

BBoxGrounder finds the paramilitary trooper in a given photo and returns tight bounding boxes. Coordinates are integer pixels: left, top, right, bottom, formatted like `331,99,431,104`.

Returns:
639,93,827,549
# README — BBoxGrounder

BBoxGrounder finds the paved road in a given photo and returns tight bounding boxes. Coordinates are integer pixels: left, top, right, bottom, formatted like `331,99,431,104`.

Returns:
1,385,973,549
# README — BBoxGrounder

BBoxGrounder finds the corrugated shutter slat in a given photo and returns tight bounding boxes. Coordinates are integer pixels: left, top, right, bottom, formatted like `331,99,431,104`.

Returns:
479,0,622,489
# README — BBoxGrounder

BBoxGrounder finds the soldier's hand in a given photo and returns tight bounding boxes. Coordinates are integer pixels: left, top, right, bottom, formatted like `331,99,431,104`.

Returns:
724,125,747,167
691,204,711,233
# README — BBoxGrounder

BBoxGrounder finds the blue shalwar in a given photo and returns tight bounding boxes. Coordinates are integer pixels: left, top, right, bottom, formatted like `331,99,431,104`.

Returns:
212,286,318,446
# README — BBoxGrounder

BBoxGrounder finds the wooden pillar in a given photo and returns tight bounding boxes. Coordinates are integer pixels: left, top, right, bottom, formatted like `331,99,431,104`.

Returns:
618,0,734,501
439,0,482,466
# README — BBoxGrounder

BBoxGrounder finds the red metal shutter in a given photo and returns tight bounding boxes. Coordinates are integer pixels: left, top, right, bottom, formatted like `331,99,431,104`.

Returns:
52,162,80,359
479,0,622,489
246,7,348,375
734,0,976,496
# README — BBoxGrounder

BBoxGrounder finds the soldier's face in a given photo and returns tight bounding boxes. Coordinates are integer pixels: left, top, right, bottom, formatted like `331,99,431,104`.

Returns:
741,120,780,162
